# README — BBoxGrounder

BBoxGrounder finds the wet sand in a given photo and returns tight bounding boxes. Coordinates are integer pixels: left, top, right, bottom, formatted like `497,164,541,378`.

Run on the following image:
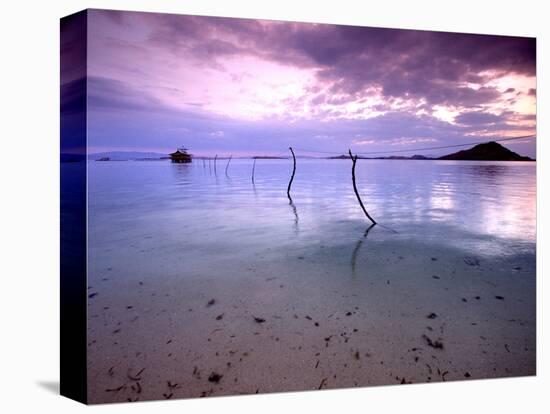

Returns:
87,232,535,403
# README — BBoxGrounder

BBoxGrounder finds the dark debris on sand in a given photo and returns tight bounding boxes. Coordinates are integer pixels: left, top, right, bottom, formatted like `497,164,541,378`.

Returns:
208,372,223,383
422,334,444,350
105,385,126,392
127,367,145,381
130,382,142,394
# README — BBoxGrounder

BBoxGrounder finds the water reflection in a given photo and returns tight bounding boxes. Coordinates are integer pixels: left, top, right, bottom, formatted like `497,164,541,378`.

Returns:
88,159,536,260
170,163,191,186
288,198,299,234
351,223,376,276
465,164,510,178
225,156,232,178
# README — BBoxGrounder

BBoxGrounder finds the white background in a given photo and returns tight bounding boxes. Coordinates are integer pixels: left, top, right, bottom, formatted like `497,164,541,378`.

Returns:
0,0,547,412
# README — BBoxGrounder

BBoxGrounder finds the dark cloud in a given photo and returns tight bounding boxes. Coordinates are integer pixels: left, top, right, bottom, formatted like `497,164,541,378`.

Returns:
87,76,217,124
103,10,536,108
61,11,88,153
61,10,87,84
520,113,536,121
61,78,87,115
61,78,87,152
88,76,167,113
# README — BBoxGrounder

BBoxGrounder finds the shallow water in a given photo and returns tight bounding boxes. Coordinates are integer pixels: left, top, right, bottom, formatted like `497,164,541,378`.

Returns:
86,159,536,403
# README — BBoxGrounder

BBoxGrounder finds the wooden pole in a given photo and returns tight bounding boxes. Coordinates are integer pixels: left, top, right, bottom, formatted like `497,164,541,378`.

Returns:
251,158,256,184
287,147,296,199
214,154,218,175
349,149,376,225
225,155,232,177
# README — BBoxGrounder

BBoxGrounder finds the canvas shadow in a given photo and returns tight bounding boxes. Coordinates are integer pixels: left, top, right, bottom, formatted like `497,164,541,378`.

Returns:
36,380,60,395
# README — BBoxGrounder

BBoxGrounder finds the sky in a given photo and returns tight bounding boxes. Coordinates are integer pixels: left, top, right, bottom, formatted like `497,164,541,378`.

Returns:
84,9,536,157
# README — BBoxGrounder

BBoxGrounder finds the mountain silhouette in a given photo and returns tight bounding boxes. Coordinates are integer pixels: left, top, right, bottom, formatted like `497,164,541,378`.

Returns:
438,141,533,161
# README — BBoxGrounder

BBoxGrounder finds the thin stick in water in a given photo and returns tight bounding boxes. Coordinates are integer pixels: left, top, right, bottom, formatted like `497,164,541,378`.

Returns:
252,158,256,184
214,154,218,175
287,147,296,199
225,155,232,177
348,149,376,225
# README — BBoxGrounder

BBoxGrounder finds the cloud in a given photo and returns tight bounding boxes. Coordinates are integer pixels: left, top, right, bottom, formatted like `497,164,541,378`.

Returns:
88,76,166,113
124,12,535,109
85,75,533,157
61,78,87,152
455,111,502,125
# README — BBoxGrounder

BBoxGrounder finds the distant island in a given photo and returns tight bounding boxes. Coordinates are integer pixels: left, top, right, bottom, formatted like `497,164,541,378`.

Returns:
438,141,533,161
328,142,534,161
88,151,168,161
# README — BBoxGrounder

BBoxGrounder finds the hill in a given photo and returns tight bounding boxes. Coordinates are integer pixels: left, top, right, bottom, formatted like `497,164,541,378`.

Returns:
438,141,533,161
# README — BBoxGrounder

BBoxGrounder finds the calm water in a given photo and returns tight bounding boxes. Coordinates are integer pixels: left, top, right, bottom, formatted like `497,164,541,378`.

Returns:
86,159,536,402
88,159,536,260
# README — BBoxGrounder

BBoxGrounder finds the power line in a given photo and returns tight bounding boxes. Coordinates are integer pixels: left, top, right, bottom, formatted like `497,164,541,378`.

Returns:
354,134,536,155
197,134,535,158
289,134,535,156
292,147,346,155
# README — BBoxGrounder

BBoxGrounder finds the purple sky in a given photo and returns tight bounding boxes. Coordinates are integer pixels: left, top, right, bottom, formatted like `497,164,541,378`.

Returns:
86,9,536,157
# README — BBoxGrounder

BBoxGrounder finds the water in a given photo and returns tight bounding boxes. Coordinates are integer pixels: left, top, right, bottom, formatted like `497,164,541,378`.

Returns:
88,159,535,261
86,159,536,402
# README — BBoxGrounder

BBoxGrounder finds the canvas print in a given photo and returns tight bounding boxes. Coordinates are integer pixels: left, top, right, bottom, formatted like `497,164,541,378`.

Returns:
60,9,536,404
